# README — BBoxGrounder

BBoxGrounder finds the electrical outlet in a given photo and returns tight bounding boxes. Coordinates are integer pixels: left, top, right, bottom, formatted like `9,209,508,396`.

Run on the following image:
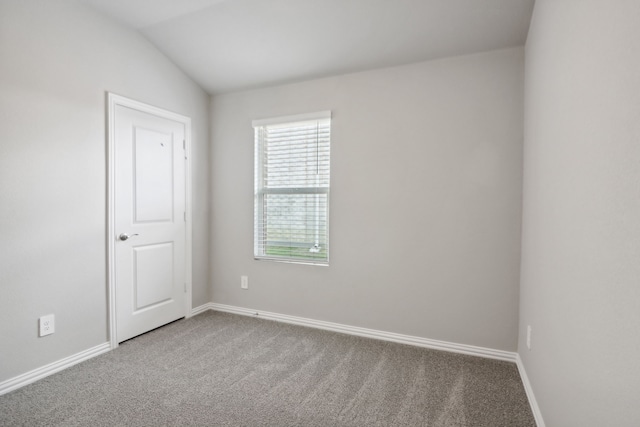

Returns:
526,325,532,350
241,276,249,290
39,314,55,337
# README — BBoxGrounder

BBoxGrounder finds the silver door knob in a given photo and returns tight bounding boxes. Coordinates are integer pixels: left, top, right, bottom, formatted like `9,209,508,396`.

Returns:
118,233,139,241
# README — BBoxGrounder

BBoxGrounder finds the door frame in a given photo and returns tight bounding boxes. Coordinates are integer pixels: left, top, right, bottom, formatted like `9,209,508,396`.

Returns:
106,92,193,349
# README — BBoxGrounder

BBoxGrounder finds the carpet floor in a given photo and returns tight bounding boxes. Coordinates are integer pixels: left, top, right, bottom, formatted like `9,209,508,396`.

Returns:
0,311,535,426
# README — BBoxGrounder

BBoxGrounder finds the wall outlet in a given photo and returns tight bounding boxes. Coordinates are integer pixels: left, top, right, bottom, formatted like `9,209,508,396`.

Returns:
241,275,249,290
526,325,532,350
39,314,55,337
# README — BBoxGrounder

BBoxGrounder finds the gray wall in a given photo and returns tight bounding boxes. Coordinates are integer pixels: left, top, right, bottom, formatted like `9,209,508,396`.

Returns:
0,0,210,382
520,0,640,425
210,48,524,351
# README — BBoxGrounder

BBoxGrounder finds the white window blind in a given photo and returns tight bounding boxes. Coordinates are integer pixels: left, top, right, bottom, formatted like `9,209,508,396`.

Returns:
253,111,331,265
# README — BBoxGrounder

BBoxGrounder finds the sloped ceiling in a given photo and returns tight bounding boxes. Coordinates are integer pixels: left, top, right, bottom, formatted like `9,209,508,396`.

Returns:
81,0,535,94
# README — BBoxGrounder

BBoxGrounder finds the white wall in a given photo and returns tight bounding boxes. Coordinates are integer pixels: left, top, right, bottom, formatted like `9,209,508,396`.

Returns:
210,48,524,351
520,0,640,425
0,0,210,382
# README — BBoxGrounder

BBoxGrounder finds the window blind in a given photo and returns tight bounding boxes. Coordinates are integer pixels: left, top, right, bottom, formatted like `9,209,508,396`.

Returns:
253,112,331,264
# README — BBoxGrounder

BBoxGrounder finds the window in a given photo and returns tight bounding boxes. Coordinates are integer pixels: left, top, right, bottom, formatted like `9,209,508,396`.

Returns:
253,111,331,265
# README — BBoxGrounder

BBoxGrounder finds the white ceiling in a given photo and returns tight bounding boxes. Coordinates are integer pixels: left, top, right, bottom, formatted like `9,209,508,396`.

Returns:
81,0,535,94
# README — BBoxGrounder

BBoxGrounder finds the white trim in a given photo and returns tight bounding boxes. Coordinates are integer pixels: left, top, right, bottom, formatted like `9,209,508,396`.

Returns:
516,354,546,427
106,92,193,349
0,343,110,396
183,111,194,320
207,303,517,362
191,302,215,317
252,110,331,127
107,93,117,349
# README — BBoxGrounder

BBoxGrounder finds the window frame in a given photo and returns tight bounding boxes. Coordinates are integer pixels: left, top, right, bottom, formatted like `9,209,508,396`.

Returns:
252,111,331,266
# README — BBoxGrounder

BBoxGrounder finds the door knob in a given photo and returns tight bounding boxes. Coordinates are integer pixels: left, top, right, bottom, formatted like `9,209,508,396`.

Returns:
119,233,139,241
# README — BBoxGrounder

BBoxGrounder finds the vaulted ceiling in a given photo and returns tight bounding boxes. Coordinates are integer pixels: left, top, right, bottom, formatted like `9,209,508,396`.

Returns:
80,0,535,94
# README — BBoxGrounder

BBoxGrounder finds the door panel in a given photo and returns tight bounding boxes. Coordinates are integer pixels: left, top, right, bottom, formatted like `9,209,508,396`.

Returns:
114,104,186,342
133,243,174,311
134,127,174,223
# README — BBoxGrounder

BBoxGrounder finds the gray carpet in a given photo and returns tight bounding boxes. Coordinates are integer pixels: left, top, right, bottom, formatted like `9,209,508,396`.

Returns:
0,311,535,426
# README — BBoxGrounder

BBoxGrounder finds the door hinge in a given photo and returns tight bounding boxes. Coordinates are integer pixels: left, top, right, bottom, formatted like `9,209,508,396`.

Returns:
184,211,186,222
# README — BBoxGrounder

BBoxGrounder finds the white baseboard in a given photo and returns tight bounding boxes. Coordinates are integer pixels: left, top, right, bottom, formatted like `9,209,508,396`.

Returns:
205,302,517,363
191,302,215,316
516,354,545,427
0,342,110,396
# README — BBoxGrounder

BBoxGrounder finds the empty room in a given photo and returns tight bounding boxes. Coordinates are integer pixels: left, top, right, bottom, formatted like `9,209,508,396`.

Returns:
0,0,638,425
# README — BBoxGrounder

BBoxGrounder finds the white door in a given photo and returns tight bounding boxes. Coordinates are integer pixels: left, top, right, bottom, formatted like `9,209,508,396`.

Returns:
113,102,187,343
